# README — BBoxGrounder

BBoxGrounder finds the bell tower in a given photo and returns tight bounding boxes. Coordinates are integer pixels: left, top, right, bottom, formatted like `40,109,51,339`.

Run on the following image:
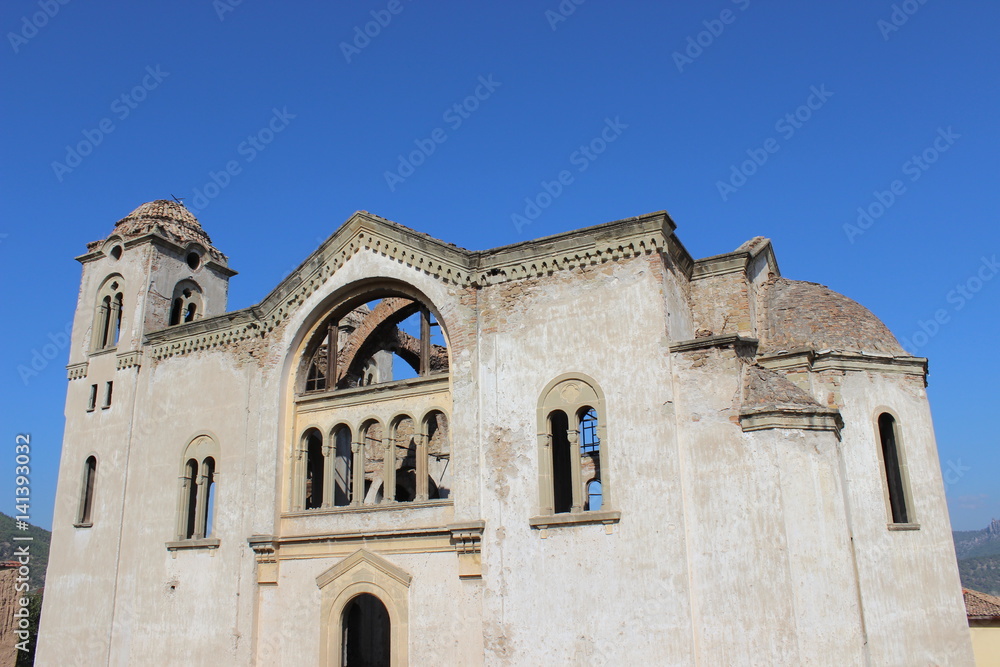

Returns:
41,201,236,664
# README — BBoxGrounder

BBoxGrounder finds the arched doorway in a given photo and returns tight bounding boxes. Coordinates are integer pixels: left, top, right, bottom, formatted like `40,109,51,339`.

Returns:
341,593,390,667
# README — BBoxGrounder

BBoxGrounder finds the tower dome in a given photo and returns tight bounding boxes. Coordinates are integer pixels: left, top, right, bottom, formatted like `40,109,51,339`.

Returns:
88,200,225,261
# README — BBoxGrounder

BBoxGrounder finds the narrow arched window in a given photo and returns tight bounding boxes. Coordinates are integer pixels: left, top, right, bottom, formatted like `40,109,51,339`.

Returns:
183,459,199,539
359,420,384,505
184,302,197,322
304,429,325,510
878,413,910,524
99,296,112,347
77,456,97,526
201,457,216,537
332,425,353,506
587,480,603,512
112,293,123,345
549,410,573,514
424,411,451,500
387,416,416,503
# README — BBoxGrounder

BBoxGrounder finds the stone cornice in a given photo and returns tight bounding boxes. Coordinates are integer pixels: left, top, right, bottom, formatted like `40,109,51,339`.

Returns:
692,239,779,280
757,349,928,377
739,406,843,437
670,334,759,354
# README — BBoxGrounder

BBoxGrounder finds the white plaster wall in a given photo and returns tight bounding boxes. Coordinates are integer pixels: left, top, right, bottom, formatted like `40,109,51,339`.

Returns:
474,256,696,665
836,371,974,666
36,351,129,665
672,348,801,665
753,427,866,665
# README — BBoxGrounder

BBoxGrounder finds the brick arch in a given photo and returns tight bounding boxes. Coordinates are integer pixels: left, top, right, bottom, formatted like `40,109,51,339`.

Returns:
336,298,448,387
337,298,420,383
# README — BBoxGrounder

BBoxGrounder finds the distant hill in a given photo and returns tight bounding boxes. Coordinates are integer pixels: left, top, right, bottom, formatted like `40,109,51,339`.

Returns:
954,518,1000,560
0,513,50,590
952,519,1000,560
954,518,1000,597
957,555,1000,597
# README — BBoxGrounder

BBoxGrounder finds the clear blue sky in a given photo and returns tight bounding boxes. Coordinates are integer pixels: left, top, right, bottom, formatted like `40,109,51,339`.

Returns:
2,1,997,531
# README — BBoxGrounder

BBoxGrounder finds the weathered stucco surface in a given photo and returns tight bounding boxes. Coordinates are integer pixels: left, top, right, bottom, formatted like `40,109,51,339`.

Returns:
38,204,973,666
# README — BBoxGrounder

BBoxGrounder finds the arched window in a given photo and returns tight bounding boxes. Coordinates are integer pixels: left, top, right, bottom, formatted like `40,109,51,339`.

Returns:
93,276,124,351
388,415,416,503
169,280,203,326
330,425,353,506
423,410,451,500
289,286,453,515
537,376,608,517
176,436,220,541
76,455,97,526
341,593,391,666
877,413,911,524
183,459,199,538
202,457,216,536
303,429,325,510
360,420,384,504
587,480,603,512
549,410,572,513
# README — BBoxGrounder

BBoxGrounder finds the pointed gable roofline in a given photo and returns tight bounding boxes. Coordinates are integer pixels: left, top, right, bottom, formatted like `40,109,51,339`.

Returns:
144,209,689,359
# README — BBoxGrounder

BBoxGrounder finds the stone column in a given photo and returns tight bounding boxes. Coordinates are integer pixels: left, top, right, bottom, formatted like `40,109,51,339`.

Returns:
568,429,583,513
351,442,364,507
538,432,554,515
415,433,428,501
194,466,210,538
383,435,396,503
322,442,334,508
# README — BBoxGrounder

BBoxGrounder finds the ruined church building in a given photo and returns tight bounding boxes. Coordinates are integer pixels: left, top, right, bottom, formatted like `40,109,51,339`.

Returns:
38,201,974,665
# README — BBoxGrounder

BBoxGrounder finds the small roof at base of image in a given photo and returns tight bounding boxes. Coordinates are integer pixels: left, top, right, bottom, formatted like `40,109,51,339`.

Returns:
964,588,1000,620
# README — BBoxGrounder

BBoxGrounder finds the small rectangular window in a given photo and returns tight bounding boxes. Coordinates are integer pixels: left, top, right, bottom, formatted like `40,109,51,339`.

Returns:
103,381,113,409
87,384,98,412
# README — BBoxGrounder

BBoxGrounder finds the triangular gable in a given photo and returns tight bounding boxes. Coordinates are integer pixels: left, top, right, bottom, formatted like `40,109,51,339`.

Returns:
315,548,412,590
